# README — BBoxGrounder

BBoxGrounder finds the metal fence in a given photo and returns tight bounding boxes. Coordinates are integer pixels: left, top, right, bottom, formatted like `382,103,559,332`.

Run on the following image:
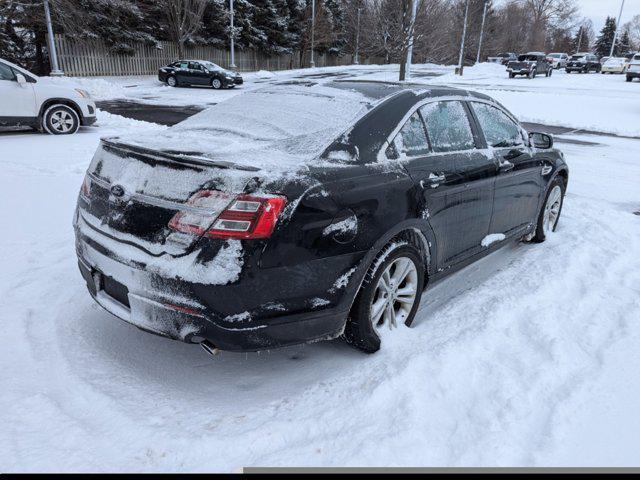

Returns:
53,35,384,76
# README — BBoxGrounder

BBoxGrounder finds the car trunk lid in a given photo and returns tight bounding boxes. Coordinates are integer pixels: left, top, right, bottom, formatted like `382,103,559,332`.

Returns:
79,139,262,257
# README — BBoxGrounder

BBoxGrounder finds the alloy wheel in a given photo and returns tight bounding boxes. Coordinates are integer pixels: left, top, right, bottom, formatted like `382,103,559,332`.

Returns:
370,257,418,331
212,79,222,89
542,185,562,235
50,109,75,134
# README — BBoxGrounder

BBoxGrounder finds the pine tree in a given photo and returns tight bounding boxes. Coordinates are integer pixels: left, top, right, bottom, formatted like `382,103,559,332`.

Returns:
594,16,617,57
618,29,631,56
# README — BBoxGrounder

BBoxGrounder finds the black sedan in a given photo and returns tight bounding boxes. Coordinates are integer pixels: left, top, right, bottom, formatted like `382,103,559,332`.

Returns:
158,60,243,89
74,81,568,354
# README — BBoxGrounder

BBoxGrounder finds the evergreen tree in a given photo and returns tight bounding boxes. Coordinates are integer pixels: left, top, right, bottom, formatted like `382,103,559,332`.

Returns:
618,29,631,56
594,16,617,57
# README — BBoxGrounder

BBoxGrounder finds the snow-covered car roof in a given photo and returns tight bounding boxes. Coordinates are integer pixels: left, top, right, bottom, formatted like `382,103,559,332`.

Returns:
108,81,480,176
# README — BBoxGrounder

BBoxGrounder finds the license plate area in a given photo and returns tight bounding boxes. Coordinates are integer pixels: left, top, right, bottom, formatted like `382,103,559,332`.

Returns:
94,271,131,309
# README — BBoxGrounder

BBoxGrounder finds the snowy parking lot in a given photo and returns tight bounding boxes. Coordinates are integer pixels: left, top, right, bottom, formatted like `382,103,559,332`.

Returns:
2,63,640,471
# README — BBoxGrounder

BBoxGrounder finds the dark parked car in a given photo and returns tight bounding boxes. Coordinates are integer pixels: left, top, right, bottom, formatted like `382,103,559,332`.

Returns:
158,60,243,89
74,81,568,354
507,53,553,78
566,53,601,73
488,52,518,66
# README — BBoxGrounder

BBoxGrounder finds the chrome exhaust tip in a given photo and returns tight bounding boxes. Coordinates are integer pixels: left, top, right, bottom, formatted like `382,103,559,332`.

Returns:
200,340,220,356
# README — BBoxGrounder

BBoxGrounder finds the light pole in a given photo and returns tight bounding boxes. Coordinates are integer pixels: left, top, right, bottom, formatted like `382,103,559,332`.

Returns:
229,0,236,69
405,0,419,79
310,0,316,68
476,0,488,64
354,7,361,65
576,24,583,53
43,0,63,76
609,0,626,58
456,0,470,75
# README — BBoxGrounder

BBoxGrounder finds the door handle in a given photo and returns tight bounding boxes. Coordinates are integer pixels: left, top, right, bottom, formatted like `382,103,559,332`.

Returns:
498,160,515,172
504,148,525,160
421,172,446,189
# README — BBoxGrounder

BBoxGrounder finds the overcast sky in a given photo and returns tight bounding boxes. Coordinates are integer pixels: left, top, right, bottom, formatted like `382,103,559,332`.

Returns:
579,0,639,30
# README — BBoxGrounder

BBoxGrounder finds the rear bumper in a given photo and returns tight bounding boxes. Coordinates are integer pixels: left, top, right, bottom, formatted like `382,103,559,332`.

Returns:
627,71,640,79
74,214,362,351
78,253,347,351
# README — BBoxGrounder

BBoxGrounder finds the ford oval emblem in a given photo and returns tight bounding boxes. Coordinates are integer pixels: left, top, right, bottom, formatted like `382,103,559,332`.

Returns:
110,185,125,197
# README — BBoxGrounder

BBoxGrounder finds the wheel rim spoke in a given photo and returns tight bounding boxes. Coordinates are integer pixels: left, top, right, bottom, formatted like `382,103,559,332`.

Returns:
370,256,419,334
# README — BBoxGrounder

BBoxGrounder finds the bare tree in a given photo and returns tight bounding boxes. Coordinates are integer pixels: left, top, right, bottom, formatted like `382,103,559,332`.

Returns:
624,14,640,50
521,0,578,51
160,0,208,58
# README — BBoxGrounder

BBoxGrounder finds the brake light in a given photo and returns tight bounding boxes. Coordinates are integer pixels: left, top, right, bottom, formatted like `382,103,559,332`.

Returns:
168,190,287,239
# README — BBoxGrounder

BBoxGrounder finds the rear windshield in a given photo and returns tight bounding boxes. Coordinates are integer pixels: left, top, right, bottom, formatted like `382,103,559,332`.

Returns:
117,84,373,171
548,54,562,58
570,55,586,60
518,55,539,61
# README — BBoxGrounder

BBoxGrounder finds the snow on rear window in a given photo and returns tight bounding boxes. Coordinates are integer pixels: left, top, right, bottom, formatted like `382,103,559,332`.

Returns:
116,84,372,173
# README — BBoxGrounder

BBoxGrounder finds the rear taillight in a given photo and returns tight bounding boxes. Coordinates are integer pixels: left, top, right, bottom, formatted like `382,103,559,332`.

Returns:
168,190,287,240
80,174,91,200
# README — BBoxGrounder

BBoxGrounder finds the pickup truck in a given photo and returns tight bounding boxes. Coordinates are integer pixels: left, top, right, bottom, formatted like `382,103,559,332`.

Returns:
488,52,517,66
507,53,553,79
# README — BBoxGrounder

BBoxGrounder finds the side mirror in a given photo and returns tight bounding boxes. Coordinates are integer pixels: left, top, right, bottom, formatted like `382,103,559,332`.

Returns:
529,132,553,149
15,73,27,86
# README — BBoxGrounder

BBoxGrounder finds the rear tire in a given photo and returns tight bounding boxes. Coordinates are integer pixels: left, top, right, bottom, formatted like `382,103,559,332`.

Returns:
530,177,565,243
344,243,425,353
42,104,80,135
509,72,515,79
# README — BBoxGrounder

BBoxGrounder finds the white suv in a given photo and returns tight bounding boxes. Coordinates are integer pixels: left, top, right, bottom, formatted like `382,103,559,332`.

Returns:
627,54,640,83
0,58,96,134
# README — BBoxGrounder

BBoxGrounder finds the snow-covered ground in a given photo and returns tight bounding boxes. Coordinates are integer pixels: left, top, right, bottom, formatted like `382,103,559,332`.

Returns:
2,64,640,471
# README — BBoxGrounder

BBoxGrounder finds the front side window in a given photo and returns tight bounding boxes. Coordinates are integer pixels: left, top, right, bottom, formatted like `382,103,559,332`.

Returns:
393,112,429,157
0,62,16,81
471,103,523,148
420,101,475,153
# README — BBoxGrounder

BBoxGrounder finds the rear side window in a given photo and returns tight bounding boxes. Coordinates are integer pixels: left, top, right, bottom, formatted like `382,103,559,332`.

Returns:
393,112,429,157
420,101,475,153
0,62,16,81
634,55,640,61
471,103,523,148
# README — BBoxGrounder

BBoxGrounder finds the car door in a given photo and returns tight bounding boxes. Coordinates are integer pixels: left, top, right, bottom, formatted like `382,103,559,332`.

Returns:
420,101,497,263
469,101,543,237
188,62,210,85
175,61,191,84
398,101,495,269
0,61,37,121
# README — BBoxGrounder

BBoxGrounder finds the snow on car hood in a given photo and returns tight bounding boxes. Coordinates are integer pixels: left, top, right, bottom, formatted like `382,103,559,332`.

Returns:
110,83,373,177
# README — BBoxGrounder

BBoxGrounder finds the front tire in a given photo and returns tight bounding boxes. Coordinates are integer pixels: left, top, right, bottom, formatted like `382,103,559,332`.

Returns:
211,78,223,90
42,104,80,135
344,243,425,353
530,177,565,243
166,75,177,87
